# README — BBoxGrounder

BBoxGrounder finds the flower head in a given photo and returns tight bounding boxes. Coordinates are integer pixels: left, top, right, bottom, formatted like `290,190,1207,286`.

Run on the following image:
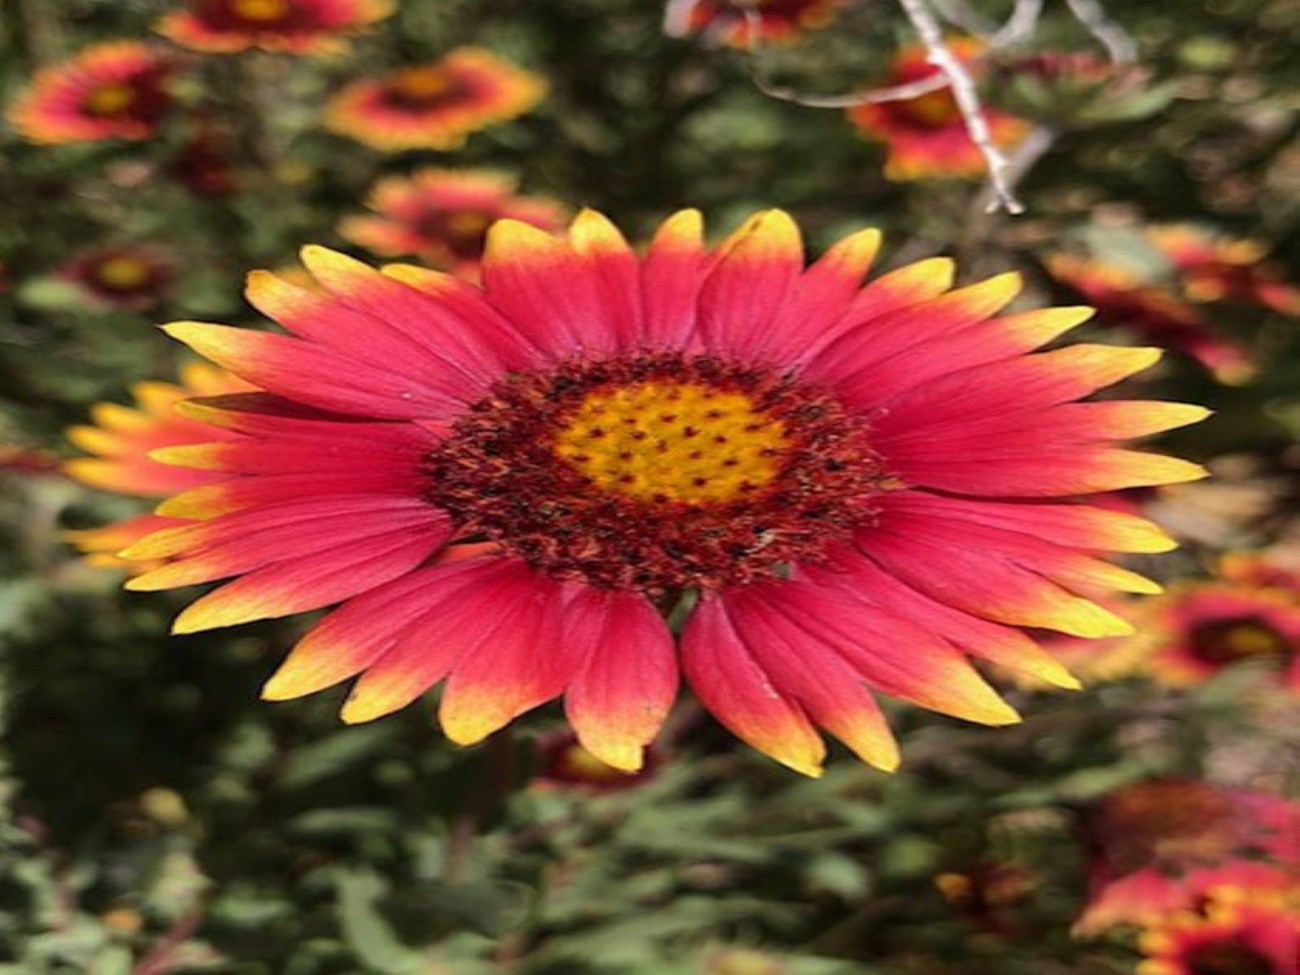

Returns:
325,48,545,151
125,209,1205,775
1148,225,1300,317
666,0,844,47
847,41,1028,181
1142,582,1300,692
1137,886,1300,975
157,0,392,54
64,364,251,568
1077,778,1299,934
8,42,175,145
1047,253,1253,383
60,246,175,309
339,169,567,279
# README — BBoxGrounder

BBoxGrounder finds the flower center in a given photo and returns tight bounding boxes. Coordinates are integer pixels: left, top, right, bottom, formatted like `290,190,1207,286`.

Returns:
230,0,291,21
415,209,495,261
85,83,137,117
94,256,152,290
552,380,789,504
902,88,961,129
385,68,459,109
1190,616,1290,665
1188,939,1275,975
426,353,889,593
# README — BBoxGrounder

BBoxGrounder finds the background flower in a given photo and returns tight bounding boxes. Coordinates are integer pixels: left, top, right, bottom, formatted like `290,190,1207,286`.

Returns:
157,0,393,54
338,168,567,278
8,42,175,144
325,48,546,151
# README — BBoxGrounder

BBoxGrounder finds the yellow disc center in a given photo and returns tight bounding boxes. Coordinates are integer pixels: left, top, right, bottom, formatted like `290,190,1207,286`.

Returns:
446,210,492,237
392,68,451,101
96,257,151,289
86,83,136,116
552,381,789,504
232,0,291,21
905,88,961,128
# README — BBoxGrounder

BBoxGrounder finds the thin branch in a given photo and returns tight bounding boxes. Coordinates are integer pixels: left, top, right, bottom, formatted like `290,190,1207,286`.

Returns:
969,124,1057,221
992,0,1045,48
893,0,1025,214
1064,0,1138,64
749,64,951,109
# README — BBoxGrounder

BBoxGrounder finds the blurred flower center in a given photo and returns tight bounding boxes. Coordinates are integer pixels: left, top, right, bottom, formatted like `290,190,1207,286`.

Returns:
230,0,291,22
94,257,152,290
1186,938,1275,975
415,208,494,260
387,68,457,108
1190,617,1290,664
85,83,137,117
901,88,961,129
426,353,886,592
552,381,789,504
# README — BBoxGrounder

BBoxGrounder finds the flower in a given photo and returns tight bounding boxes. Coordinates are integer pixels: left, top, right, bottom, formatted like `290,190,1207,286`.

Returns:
1141,582,1300,692
533,731,660,791
1137,886,1300,975
1047,253,1253,383
8,42,175,145
157,0,393,55
60,246,175,309
1149,225,1300,316
1219,548,1300,594
1077,778,1298,934
325,48,546,152
847,42,1028,181
666,0,844,47
124,209,1205,776
64,364,251,569
339,169,567,279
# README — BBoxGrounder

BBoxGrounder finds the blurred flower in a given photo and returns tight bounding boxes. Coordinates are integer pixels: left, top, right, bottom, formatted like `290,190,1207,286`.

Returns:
533,731,660,792
339,168,568,279
1046,253,1253,383
64,363,251,569
1219,547,1300,594
325,48,546,151
157,0,393,55
847,41,1028,182
1142,581,1300,692
60,246,175,310
1149,224,1300,316
171,119,239,197
8,42,176,145
1077,778,1298,934
1137,886,1300,975
126,209,1203,776
666,0,843,47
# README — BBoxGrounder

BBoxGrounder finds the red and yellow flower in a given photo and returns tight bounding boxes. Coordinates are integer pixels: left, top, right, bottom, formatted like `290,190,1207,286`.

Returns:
847,42,1029,182
339,169,567,279
157,0,392,55
60,246,175,309
325,48,546,152
1138,886,1300,975
1141,582,1300,692
1047,253,1253,383
1149,224,1300,317
1077,778,1299,934
122,209,1205,775
8,42,176,145
666,0,844,47
64,364,251,569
